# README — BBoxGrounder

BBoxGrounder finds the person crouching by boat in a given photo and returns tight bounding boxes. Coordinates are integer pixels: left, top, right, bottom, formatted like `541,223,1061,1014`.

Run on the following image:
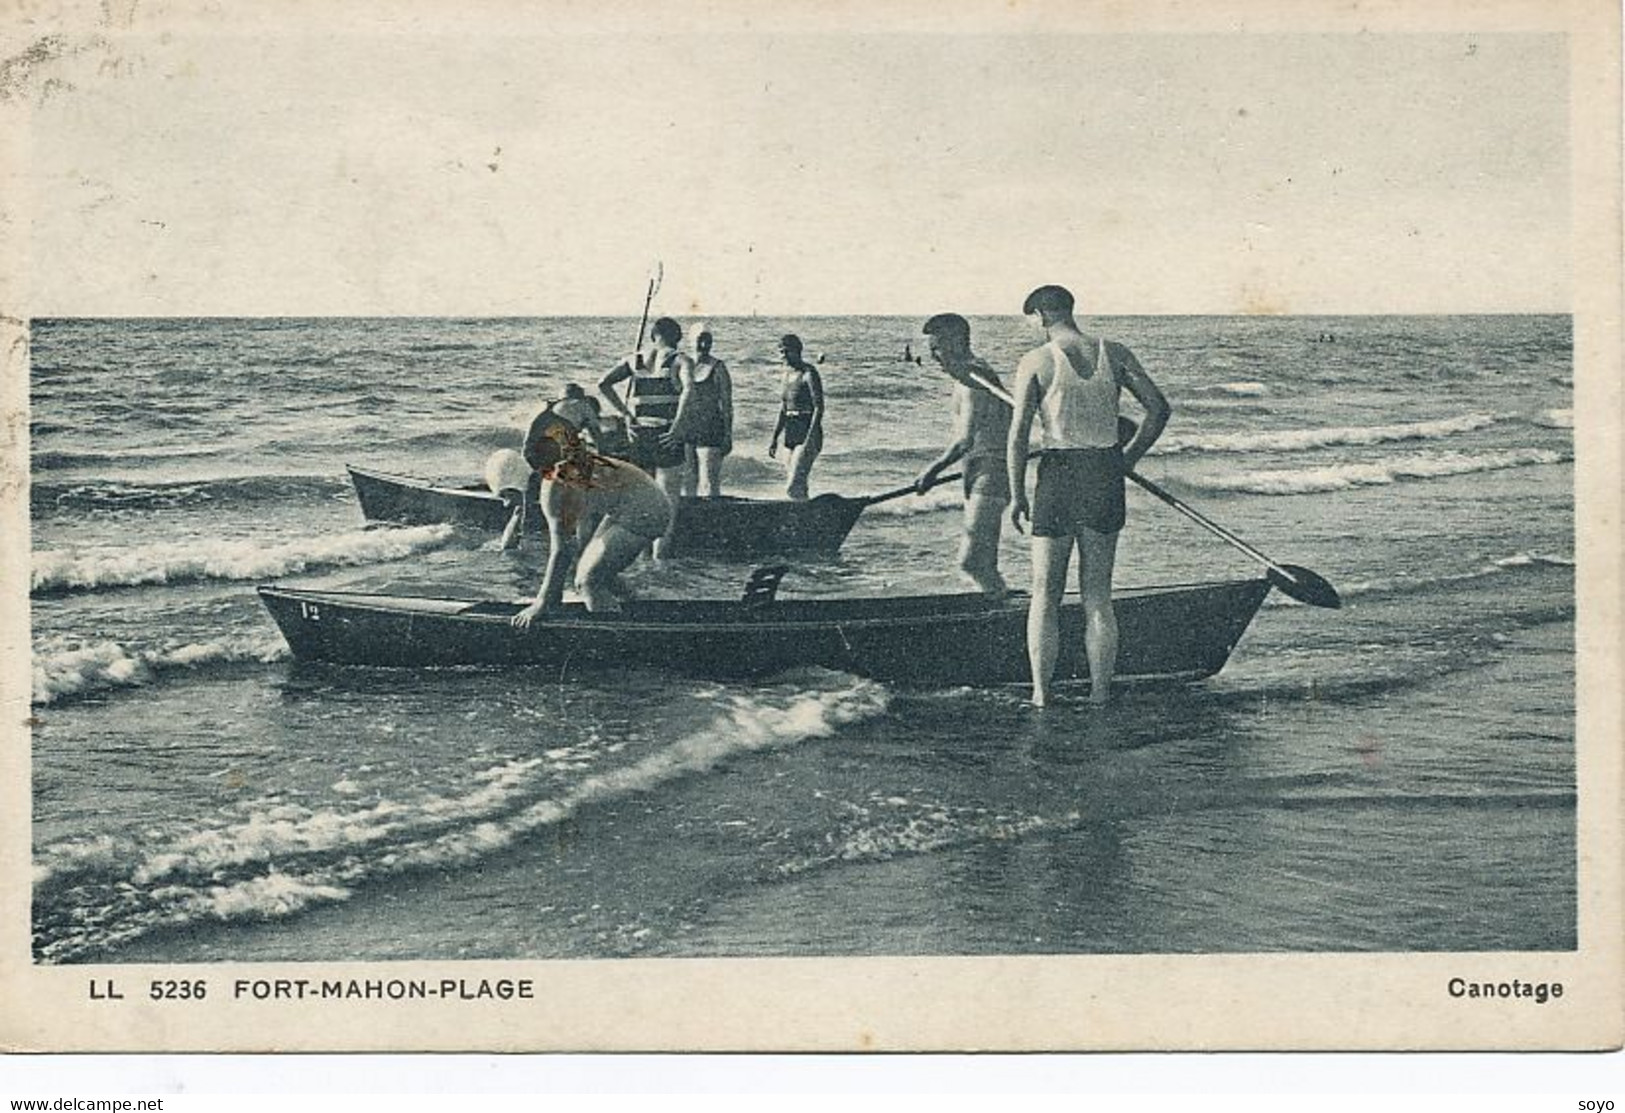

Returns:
491,387,610,550
670,323,733,498
768,333,824,500
912,312,1010,599
1008,284,1170,708
510,409,675,626
598,315,691,556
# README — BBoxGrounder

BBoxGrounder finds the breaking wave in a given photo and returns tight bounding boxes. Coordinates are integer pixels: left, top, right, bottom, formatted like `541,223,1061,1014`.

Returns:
1195,381,1269,397
32,632,291,705
31,524,457,595
1157,413,1500,455
1183,448,1567,496
32,674,889,962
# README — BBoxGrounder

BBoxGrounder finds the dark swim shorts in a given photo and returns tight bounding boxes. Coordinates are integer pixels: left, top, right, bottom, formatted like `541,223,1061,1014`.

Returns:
1031,447,1126,537
630,425,687,473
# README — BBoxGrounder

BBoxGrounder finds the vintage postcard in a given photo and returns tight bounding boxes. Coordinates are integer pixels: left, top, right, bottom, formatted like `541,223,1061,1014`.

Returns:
0,0,1618,1052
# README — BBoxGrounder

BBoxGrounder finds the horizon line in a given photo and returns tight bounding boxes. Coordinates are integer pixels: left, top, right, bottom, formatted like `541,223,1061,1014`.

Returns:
26,309,1574,322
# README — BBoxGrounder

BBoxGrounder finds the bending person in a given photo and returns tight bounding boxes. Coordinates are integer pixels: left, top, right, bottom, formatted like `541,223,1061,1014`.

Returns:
1007,284,1170,708
768,333,824,500
913,312,1010,598
669,323,733,498
510,409,675,626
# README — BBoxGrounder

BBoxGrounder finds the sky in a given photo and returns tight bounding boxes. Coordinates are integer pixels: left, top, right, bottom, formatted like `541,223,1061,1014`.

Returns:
23,26,1571,316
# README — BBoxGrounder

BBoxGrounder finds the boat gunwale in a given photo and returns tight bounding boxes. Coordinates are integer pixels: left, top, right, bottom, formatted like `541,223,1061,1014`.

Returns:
256,577,1272,633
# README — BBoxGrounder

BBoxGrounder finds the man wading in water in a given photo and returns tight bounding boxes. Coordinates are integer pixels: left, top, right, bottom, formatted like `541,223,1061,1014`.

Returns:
1007,284,1170,708
913,312,1011,599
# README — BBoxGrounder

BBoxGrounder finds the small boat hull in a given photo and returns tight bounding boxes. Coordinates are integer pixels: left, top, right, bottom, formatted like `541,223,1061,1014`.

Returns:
347,465,864,556
257,578,1272,687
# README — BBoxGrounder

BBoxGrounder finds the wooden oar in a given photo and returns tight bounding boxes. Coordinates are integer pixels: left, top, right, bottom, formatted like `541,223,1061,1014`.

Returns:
631,261,663,364
934,368,1343,609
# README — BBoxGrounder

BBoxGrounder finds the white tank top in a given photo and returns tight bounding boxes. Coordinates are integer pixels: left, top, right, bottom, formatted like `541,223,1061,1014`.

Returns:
1034,336,1119,449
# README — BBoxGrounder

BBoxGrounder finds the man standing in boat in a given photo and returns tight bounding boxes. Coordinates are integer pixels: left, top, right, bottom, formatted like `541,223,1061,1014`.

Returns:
1008,285,1171,708
598,316,692,556
510,407,675,626
912,313,1010,599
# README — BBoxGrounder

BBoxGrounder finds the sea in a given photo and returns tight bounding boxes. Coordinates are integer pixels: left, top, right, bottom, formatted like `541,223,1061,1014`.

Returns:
26,314,1576,964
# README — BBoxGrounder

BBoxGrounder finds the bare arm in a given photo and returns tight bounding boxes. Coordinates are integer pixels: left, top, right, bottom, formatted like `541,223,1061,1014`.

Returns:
1006,352,1045,533
512,482,582,627
806,367,825,435
662,355,698,446
1113,344,1171,470
598,360,635,421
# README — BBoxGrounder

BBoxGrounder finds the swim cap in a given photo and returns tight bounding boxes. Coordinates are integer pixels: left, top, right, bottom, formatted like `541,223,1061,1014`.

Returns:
484,448,532,498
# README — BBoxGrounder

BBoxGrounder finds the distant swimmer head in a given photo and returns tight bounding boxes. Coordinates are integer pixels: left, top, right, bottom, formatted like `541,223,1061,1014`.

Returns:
650,316,682,346
921,313,971,364
1021,284,1076,326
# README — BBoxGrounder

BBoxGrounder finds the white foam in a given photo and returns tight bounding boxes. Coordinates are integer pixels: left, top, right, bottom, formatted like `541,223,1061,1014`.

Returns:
1532,408,1573,429
36,682,890,954
778,801,1069,878
1187,448,1567,495
865,485,963,518
130,757,546,884
387,676,891,872
31,633,290,705
1197,381,1269,397
1158,413,1499,455
32,524,456,594
203,873,352,919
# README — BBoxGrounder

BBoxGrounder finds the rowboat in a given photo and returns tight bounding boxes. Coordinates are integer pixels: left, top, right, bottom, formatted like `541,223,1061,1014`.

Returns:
256,575,1273,687
347,465,865,556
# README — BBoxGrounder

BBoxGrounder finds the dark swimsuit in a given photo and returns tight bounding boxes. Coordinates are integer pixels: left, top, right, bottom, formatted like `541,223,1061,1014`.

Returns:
684,362,728,448
780,371,817,449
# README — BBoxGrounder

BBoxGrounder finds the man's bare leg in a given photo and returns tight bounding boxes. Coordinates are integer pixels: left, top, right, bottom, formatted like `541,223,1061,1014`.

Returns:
960,494,1008,598
1077,526,1120,705
1027,535,1072,707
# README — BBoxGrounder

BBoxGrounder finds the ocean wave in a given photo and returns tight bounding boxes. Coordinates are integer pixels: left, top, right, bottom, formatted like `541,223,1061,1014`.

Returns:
1311,550,1576,605
1193,381,1269,397
32,444,227,471
1157,413,1499,456
31,523,456,595
864,485,962,518
32,633,291,706
1183,448,1567,496
1530,408,1573,429
31,474,351,515
33,676,888,963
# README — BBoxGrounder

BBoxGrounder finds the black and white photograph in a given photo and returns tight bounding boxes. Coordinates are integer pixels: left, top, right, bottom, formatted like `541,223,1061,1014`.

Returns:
1,0,1619,1053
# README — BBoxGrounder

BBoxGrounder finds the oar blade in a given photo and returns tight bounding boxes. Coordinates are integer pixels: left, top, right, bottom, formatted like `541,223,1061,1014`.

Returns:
1267,563,1343,609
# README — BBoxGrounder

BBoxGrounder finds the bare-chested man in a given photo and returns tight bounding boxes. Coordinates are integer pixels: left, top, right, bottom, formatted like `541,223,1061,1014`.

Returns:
913,312,1010,598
